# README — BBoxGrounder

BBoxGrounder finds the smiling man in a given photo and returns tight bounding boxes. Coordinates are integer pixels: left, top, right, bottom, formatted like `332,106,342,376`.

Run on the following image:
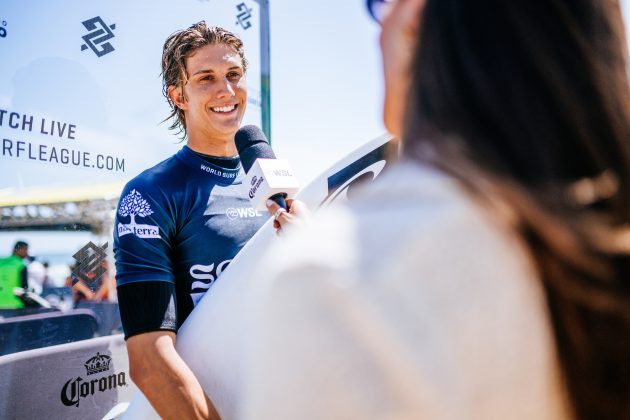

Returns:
113,22,266,419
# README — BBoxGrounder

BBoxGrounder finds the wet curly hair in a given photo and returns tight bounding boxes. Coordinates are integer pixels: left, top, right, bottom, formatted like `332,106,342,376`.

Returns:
161,21,248,138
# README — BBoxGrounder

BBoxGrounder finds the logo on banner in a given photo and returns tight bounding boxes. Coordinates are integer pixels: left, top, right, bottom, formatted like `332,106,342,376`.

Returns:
80,16,116,57
71,242,108,286
117,189,161,239
235,3,253,30
60,352,128,407
0,20,7,38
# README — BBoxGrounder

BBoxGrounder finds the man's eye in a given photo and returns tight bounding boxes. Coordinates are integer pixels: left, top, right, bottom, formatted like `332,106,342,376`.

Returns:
227,72,241,80
200,75,213,81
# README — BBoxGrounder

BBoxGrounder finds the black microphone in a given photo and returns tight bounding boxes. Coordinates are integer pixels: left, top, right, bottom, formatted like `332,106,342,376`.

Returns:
235,125,299,211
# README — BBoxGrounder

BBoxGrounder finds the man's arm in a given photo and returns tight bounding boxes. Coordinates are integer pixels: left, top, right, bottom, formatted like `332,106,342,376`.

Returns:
127,331,220,420
113,178,218,417
72,280,95,300
117,281,220,419
93,277,109,301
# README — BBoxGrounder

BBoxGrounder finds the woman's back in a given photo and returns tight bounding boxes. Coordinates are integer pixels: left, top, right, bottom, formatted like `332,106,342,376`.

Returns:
249,0,630,416
242,162,572,419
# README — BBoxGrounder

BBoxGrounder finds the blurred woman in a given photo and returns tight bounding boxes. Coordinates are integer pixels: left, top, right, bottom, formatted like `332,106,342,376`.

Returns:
245,0,630,419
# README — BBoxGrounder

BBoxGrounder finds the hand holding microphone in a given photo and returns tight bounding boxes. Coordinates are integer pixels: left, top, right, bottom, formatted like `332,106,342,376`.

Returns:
265,198,311,232
235,125,309,232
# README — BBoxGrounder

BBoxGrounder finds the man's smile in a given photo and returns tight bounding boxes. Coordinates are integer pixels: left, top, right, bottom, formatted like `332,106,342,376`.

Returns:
210,104,238,114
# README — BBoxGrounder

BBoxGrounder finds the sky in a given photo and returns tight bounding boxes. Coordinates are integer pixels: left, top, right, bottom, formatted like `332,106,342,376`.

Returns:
268,0,386,184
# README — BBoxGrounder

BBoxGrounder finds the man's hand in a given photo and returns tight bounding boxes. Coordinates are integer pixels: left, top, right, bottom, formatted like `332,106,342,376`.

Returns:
127,331,220,419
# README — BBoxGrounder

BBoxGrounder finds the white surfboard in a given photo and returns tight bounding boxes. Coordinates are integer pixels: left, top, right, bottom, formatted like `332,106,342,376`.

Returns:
123,135,396,419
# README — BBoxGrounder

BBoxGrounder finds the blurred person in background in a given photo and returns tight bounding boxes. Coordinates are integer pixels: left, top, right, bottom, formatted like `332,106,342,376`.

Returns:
244,0,630,419
41,261,51,289
0,240,29,309
26,256,46,295
66,259,112,304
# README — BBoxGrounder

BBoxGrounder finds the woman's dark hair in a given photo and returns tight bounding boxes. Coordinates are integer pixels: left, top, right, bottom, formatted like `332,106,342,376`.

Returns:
405,0,630,418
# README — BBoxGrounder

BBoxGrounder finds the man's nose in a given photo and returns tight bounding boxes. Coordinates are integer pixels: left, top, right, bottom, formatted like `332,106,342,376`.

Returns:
215,77,235,98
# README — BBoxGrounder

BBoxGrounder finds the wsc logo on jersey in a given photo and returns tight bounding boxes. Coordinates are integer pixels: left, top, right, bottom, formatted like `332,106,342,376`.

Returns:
226,207,262,220
117,189,161,239
80,16,116,57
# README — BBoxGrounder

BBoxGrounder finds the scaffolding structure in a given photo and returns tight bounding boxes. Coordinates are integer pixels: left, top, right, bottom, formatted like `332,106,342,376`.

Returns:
0,182,124,234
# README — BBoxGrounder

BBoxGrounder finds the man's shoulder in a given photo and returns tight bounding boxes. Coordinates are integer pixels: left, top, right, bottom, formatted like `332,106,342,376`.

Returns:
0,255,25,268
137,153,187,184
122,152,193,196
113,156,188,222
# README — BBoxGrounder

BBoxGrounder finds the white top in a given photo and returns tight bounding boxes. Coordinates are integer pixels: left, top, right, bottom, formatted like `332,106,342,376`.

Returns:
239,162,571,420
27,260,46,294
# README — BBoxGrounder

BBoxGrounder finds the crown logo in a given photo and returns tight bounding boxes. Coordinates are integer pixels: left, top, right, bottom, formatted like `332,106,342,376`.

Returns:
84,352,112,376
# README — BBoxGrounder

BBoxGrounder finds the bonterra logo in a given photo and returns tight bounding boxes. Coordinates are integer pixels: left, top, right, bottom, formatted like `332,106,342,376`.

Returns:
60,352,128,407
117,189,161,239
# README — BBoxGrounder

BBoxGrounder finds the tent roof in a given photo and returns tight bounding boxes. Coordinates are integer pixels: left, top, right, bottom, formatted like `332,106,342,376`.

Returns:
0,182,125,207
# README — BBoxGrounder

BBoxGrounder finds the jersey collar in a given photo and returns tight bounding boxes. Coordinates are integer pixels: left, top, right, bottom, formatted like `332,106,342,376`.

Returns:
176,146,242,183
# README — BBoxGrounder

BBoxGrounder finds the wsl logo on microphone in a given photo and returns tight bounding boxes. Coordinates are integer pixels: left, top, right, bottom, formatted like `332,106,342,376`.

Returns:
271,169,293,177
249,175,265,199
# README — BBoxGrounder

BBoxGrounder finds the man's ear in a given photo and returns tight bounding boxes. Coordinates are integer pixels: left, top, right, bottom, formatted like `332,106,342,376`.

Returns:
167,85,187,110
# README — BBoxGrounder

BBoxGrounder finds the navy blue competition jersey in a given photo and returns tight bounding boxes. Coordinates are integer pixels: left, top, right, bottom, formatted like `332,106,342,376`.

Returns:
114,146,266,329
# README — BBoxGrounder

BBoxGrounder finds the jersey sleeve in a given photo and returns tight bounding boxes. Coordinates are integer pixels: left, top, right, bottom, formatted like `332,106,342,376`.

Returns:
117,281,178,339
113,179,176,285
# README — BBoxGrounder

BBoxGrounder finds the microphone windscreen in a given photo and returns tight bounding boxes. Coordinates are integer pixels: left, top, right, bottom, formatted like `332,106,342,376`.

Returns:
235,125,276,173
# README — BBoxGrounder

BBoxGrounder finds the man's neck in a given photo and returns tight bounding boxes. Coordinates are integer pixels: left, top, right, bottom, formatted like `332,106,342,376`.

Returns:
186,133,238,157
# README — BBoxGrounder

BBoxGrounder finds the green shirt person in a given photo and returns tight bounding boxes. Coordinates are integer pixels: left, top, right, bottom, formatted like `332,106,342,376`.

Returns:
0,241,29,309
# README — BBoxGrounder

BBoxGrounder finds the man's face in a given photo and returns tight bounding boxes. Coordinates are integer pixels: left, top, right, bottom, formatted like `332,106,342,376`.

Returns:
15,246,28,259
171,43,247,144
